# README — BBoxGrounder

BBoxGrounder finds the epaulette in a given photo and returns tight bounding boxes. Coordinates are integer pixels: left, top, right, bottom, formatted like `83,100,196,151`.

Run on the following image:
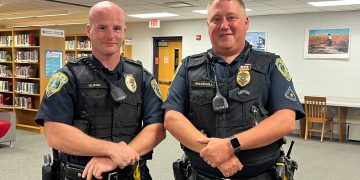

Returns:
67,56,87,64
187,52,207,68
123,57,143,67
251,49,277,58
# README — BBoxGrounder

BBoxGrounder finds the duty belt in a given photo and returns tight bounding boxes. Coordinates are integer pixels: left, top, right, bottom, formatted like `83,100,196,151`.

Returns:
190,169,274,180
60,162,134,180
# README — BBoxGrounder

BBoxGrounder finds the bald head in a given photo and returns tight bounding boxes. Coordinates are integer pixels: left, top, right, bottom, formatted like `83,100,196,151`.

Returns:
89,1,125,25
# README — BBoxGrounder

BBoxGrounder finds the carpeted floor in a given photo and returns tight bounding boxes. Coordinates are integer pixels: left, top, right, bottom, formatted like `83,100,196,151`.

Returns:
0,130,359,180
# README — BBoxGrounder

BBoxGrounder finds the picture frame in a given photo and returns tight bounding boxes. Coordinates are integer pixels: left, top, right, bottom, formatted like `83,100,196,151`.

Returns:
246,31,267,52
304,28,350,58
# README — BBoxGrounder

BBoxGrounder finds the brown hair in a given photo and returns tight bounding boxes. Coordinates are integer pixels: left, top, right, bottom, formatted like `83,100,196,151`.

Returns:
208,0,246,10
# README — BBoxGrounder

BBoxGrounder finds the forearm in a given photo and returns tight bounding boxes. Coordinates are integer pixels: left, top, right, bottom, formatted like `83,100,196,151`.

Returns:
236,109,295,150
128,123,166,156
44,121,115,157
164,110,207,153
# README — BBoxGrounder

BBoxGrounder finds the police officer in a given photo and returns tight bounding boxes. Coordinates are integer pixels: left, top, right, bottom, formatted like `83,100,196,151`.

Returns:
163,0,304,179
36,1,165,179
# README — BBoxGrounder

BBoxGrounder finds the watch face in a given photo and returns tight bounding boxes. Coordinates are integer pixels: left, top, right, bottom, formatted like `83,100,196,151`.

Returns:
230,136,241,151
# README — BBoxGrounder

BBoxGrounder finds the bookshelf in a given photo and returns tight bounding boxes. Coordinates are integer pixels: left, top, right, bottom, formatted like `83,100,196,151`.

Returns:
65,34,92,62
65,35,132,60
0,28,65,133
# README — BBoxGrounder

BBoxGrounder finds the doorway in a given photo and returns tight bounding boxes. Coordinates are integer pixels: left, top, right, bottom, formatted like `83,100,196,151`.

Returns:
153,37,182,100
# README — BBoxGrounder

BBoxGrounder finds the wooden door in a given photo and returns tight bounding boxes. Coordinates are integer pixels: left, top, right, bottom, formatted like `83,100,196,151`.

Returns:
158,41,182,100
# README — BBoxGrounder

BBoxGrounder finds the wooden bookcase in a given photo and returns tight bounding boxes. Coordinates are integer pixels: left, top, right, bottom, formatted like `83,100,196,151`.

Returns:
65,34,92,62
0,27,65,133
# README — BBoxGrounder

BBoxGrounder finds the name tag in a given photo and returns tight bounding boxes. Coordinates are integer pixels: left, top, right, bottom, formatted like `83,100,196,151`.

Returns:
80,82,107,89
192,81,214,88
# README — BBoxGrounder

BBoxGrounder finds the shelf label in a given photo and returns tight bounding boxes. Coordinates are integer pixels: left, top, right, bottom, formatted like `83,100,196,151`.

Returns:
41,28,65,37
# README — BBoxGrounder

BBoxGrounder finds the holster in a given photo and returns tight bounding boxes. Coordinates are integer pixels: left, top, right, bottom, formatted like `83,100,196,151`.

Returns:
42,149,60,180
172,154,191,180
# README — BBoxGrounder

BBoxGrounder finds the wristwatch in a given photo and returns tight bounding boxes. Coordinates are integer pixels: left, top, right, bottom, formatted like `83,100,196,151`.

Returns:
228,135,241,153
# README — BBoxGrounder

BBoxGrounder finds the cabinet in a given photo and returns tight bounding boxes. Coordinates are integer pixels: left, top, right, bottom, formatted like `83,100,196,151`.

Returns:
0,28,65,133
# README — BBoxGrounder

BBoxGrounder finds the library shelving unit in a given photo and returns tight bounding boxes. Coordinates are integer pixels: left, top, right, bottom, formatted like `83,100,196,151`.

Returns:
75,34,92,58
0,29,14,108
65,35,132,60
0,27,65,133
65,34,76,62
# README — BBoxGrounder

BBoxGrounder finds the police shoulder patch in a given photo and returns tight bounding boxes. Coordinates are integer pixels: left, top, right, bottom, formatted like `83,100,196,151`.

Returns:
285,86,297,102
275,57,292,82
172,63,182,81
151,79,162,101
46,72,69,97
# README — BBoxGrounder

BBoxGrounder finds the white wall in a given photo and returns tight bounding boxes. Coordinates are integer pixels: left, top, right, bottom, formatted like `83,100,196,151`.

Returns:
126,10,360,99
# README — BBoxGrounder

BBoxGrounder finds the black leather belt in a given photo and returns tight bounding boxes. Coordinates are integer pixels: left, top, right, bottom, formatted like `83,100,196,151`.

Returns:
60,163,133,180
191,169,274,180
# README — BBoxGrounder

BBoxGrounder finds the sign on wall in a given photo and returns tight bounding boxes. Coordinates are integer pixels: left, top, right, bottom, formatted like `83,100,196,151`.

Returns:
45,50,63,77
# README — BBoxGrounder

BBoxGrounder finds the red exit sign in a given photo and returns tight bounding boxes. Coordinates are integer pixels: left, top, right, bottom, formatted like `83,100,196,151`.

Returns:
149,19,160,28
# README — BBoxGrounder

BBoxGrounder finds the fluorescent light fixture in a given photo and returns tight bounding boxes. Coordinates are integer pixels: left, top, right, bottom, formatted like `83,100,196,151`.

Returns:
308,0,360,7
193,8,252,14
0,13,69,20
193,10,207,14
128,13,178,19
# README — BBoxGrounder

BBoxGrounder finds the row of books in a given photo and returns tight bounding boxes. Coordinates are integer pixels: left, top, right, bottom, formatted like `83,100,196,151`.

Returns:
14,34,37,47
77,40,92,50
0,80,10,91
14,50,39,62
14,66,37,78
0,36,12,47
0,51,11,61
15,82,39,94
0,65,12,77
65,40,75,50
14,96,32,109
0,93,11,105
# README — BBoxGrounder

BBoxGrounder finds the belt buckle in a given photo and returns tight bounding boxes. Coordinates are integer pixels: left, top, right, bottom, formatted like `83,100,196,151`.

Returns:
107,172,119,180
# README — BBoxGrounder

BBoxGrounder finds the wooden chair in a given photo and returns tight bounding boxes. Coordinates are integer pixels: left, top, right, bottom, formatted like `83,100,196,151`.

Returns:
304,96,333,142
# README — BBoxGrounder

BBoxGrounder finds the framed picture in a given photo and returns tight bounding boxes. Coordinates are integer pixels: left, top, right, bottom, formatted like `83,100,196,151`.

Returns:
246,32,267,52
304,28,350,58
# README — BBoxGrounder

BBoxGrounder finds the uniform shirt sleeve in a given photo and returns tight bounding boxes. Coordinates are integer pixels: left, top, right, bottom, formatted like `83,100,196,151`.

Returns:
142,69,164,126
266,56,305,120
35,66,76,126
162,59,189,115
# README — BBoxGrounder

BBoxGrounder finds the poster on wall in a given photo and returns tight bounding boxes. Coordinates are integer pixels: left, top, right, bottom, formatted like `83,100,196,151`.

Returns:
45,50,63,77
246,32,267,52
304,28,350,59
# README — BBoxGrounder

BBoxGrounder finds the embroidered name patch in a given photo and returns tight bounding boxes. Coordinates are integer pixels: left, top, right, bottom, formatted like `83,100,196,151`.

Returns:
46,72,68,97
285,86,297,102
275,57,292,82
192,81,215,88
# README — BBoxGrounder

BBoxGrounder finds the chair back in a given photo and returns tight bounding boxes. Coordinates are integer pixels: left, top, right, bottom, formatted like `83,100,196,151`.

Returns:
304,96,327,120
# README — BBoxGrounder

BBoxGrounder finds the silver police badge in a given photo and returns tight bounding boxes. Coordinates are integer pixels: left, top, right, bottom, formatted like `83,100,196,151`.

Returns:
236,65,251,87
125,74,137,93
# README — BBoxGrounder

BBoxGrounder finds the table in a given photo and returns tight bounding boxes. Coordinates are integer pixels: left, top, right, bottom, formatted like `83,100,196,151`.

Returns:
299,96,360,143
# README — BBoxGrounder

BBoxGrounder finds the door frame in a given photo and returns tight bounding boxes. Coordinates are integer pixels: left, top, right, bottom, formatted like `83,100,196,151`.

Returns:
152,36,182,81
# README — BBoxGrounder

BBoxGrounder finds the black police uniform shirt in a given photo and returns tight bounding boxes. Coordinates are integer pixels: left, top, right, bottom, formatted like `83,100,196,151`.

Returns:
163,43,304,120
36,55,163,127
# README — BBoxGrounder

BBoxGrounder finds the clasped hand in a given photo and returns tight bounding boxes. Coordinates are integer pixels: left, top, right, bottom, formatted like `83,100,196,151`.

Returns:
82,141,139,179
198,137,243,177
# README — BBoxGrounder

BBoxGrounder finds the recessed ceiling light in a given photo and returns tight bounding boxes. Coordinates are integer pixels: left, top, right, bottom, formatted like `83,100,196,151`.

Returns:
308,0,360,7
193,8,252,15
128,13,179,19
